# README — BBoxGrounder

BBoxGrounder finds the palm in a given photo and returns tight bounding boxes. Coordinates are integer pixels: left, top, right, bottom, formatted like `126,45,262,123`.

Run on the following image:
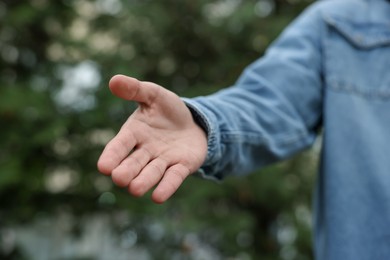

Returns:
97,75,207,203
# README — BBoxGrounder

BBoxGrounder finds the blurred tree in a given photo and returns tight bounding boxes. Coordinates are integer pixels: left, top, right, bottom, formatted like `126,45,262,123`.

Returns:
0,0,316,259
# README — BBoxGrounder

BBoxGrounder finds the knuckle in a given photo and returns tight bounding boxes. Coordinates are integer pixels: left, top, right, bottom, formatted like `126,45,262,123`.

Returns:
128,156,143,171
171,164,189,180
149,163,164,177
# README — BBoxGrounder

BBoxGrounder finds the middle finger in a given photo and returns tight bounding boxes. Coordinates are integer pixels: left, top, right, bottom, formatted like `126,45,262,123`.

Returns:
128,157,169,197
111,147,152,187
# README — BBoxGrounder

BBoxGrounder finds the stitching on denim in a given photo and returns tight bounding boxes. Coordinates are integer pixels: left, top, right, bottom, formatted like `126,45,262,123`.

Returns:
328,79,390,100
323,14,390,49
220,129,312,148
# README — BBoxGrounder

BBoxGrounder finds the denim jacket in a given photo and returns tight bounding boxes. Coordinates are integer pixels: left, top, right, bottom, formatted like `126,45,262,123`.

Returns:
183,0,390,259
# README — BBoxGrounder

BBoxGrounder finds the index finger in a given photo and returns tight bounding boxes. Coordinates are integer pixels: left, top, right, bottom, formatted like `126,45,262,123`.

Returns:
97,128,137,175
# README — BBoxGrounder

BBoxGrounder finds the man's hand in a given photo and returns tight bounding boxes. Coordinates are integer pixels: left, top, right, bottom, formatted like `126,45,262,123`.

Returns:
97,75,208,203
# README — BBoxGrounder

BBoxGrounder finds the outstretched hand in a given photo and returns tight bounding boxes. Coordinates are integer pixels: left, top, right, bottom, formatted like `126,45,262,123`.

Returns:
97,75,208,203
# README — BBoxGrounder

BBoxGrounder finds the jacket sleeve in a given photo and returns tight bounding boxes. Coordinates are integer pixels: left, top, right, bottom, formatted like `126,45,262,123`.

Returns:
182,2,325,180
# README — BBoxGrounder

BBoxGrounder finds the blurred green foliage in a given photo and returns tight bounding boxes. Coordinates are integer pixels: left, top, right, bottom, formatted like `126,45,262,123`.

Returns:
0,0,316,259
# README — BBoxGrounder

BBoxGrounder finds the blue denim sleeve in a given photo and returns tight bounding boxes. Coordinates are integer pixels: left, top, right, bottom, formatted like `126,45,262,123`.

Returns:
183,2,325,180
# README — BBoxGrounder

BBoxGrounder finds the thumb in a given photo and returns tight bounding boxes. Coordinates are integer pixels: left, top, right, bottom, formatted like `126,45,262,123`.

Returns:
109,75,160,106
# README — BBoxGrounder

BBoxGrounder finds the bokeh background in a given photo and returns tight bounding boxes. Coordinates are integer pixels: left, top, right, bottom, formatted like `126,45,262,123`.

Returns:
0,0,318,259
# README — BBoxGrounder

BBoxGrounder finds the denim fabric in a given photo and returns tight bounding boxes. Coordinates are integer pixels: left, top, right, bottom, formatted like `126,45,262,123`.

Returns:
183,0,390,259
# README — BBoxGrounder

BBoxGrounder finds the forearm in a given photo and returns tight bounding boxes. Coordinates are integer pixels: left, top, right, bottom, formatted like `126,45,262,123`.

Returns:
184,86,317,179
183,2,327,179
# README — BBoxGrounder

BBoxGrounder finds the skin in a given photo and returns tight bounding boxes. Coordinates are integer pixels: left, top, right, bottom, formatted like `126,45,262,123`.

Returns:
97,75,208,204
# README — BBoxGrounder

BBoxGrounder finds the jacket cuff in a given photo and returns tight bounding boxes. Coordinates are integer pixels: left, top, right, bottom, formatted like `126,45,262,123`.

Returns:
181,97,222,181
